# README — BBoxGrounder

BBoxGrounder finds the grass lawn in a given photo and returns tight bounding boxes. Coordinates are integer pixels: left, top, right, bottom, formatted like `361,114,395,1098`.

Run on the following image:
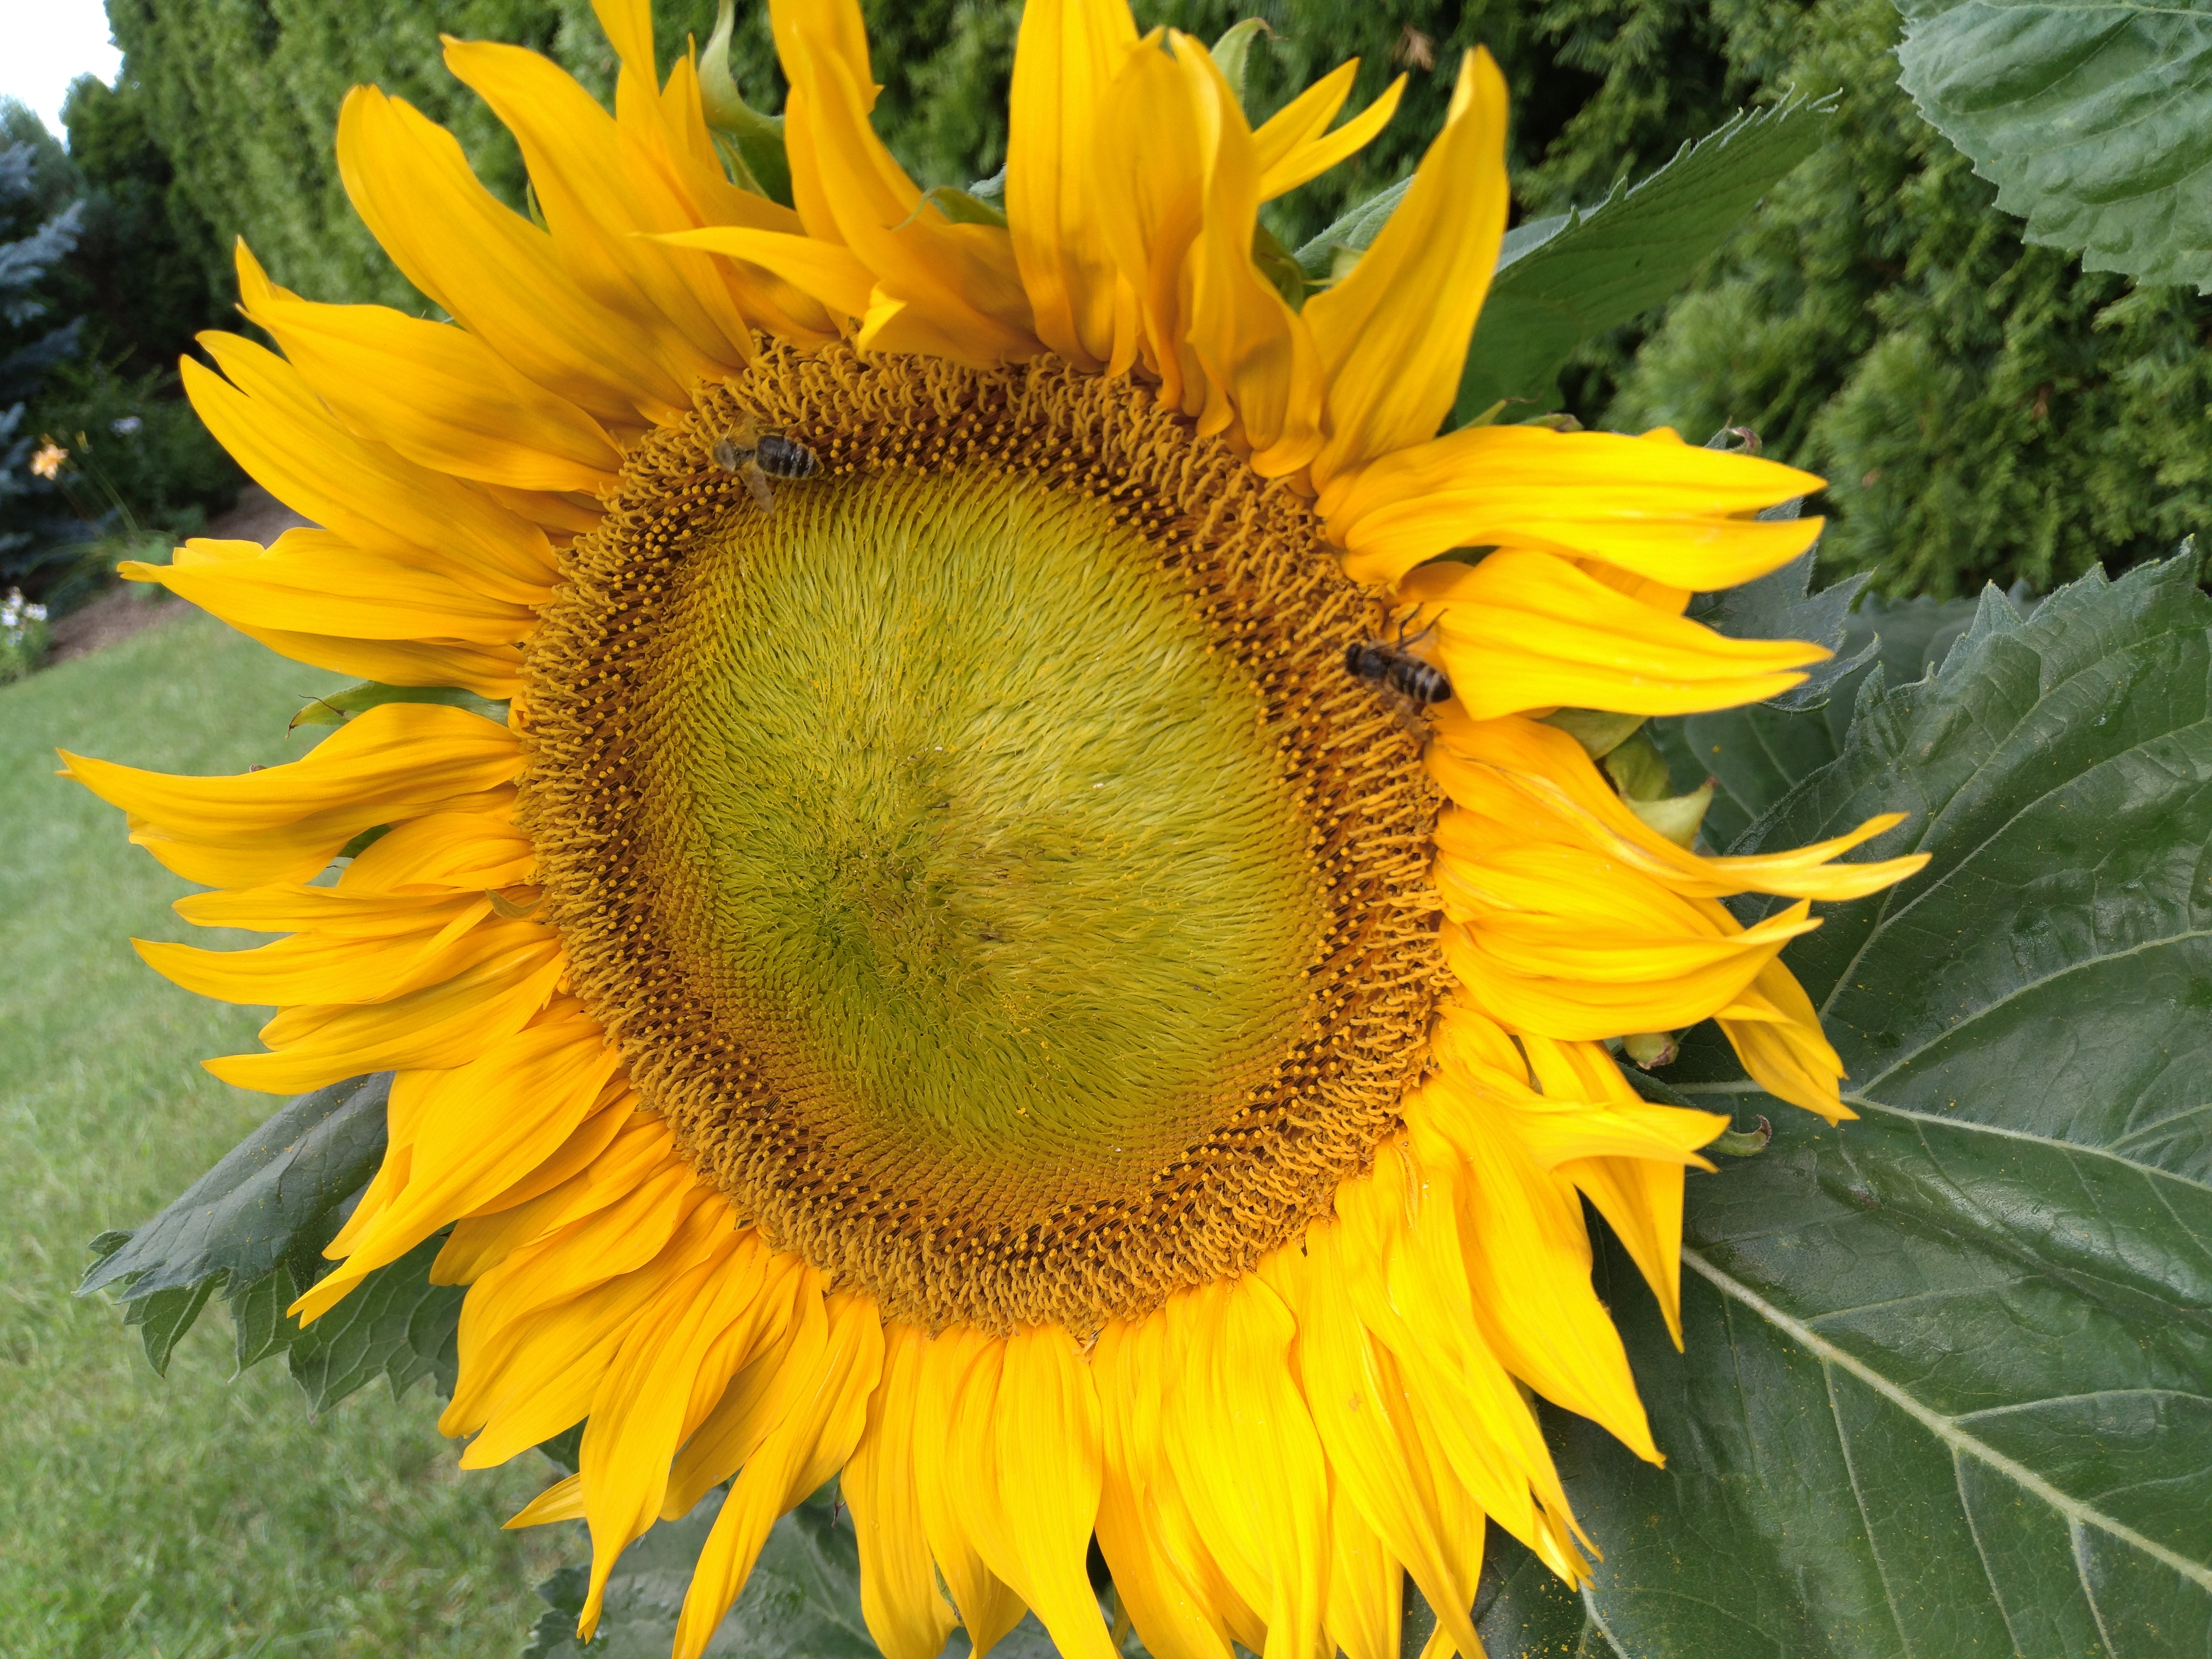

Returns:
0,605,576,1657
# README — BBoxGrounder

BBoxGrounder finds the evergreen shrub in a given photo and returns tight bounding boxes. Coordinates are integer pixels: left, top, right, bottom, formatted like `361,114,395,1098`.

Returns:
102,0,2212,598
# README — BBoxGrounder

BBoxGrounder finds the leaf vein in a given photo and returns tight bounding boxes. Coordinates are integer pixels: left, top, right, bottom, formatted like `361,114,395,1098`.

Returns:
1682,1247,2212,1591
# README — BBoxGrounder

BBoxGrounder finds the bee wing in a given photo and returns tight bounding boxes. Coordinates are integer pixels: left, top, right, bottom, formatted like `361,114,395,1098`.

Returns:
710,437,741,472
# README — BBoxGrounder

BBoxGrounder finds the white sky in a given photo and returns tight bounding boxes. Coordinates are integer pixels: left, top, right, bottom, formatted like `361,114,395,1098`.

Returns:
1,0,124,142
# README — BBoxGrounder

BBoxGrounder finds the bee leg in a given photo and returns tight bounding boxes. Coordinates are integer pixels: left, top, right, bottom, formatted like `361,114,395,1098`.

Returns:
741,461,777,512
1400,607,1442,651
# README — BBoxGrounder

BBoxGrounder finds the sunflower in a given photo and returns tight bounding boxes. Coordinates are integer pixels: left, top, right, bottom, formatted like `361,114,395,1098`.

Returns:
65,3,1926,1655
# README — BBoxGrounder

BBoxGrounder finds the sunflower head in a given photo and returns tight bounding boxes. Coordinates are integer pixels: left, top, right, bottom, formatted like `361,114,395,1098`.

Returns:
67,2,1926,1655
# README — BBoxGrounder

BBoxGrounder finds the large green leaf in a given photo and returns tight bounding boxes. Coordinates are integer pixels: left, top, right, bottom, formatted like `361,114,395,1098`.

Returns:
1453,97,1832,422
1894,0,2212,293
78,1072,389,1302
284,1233,465,1413
1559,554,2212,1652
74,1071,467,1408
77,1073,392,1371
1651,577,2002,850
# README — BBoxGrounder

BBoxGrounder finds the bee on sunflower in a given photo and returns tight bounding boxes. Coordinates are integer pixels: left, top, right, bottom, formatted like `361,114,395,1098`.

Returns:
64,2,1925,1655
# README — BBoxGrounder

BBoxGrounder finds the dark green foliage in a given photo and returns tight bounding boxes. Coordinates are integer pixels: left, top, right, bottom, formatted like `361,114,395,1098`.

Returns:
73,1072,474,1413
0,85,239,604
59,73,225,380
0,113,89,586
104,0,571,311
1606,0,2212,597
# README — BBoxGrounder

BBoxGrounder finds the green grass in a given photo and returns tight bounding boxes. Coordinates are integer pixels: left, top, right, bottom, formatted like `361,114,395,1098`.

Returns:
0,607,575,1657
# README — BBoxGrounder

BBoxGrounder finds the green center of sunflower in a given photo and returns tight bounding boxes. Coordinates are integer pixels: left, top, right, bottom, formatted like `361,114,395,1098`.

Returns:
523,346,1448,1333
650,468,1320,1216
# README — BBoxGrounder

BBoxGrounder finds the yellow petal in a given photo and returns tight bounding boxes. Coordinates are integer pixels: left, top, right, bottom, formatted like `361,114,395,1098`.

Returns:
654,226,877,320
235,244,620,495
770,0,1038,365
1008,0,1140,369
506,1472,587,1528
913,1327,1030,1657
660,1263,825,1516
982,1326,1116,1659
1254,65,1405,202
335,85,686,430
60,702,523,889
1401,549,1825,719
1327,423,1825,588
673,1292,884,1659
1330,1148,1578,1567
1430,711,1931,901
1719,955,1854,1122
1439,844,1820,1039
224,937,564,1096
1094,1312,1239,1659
1304,50,1507,488
843,1323,961,1659
1263,1228,1485,1659
445,1184,732,1462
1409,1108,1658,1463
297,1011,621,1317
575,1232,774,1639
1161,1275,1328,1659
1323,1480,1401,1659
1173,35,1324,476
186,336,554,605
443,38,754,378
136,530,539,646
1091,33,1208,413
437,1109,680,1283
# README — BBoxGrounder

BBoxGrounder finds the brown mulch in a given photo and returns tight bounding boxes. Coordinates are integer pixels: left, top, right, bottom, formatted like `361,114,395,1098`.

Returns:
43,486,314,667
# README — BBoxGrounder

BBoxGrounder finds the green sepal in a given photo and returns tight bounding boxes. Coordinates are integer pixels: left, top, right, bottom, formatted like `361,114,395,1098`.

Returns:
80,1074,391,1304
1707,1116,1772,1158
1544,707,1647,760
1600,729,1672,800
338,823,392,859
122,1278,218,1378
1210,17,1273,110
698,0,794,208
1291,175,1412,283
1454,93,1835,423
921,185,1009,230
286,1233,465,1413
290,680,507,731
1251,222,1306,307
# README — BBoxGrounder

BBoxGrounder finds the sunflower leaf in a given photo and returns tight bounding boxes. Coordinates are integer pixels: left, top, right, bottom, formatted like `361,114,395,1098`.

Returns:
1453,93,1834,423
78,1073,390,1303
1291,177,1412,281
285,1233,464,1413
1650,583,2021,849
1894,0,2212,293
1565,552,2212,1650
120,1278,218,1378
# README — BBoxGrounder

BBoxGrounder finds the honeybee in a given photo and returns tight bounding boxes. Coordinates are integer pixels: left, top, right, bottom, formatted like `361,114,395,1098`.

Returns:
710,418,821,511
1344,609,1452,705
